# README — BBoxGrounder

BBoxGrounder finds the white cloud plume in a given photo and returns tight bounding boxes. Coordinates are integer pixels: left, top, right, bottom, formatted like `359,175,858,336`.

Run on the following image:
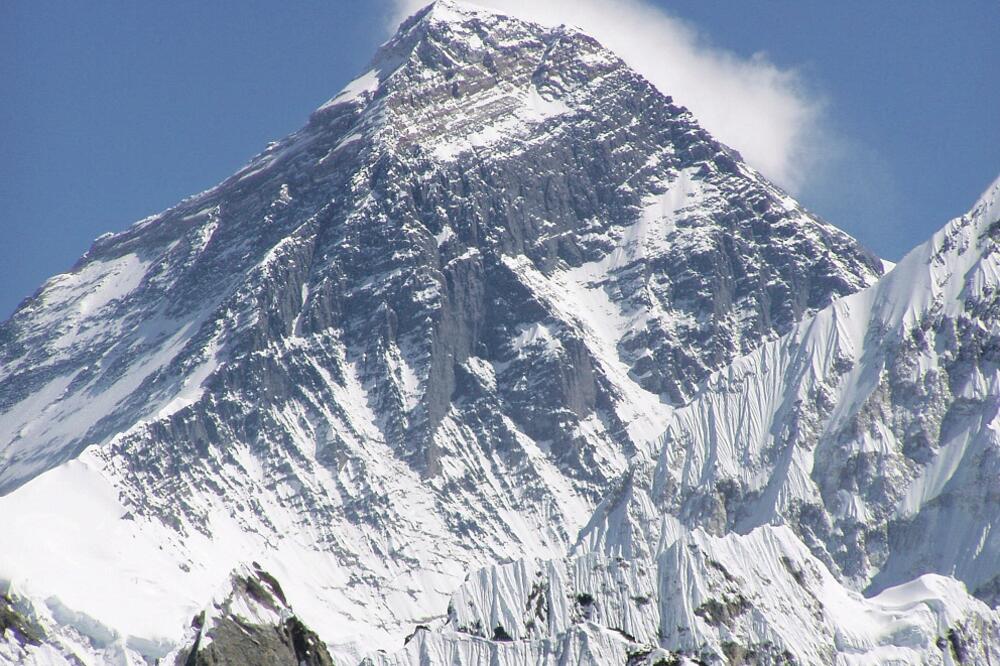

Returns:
389,0,827,193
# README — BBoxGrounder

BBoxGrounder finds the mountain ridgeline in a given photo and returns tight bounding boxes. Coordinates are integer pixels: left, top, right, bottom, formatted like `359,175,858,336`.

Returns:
1,2,997,665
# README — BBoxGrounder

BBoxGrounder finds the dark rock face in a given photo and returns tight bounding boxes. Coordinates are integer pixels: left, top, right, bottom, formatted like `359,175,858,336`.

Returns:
181,617,333,666
176,566,335,666
0,594,43,648
0,0,882,649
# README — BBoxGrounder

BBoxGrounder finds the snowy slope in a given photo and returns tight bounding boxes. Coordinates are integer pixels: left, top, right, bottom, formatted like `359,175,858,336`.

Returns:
0,562,334,666
0,1,916,663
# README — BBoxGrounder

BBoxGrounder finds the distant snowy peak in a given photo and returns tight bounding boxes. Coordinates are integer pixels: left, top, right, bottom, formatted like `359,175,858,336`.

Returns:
581,173,1000,600
903,173,1000,315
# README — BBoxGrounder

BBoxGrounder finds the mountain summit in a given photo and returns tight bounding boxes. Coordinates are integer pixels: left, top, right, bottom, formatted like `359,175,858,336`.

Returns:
4,2,996,665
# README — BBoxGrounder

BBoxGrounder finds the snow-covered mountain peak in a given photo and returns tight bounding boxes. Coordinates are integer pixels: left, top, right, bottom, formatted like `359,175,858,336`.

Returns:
415,0,519,26
312,0,626,164
0,4,916,663
866,173,1000,331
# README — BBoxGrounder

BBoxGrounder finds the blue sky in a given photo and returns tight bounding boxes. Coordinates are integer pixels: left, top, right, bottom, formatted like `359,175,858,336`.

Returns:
2,1,997,318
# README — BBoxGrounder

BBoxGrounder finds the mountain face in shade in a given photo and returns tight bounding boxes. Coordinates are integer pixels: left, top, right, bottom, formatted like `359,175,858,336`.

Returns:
379,176,999,666
4,2,997,664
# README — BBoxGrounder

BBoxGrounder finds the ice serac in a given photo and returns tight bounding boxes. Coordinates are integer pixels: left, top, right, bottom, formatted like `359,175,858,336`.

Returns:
0,0,885,660
0,580,155,665
372,525,1000,665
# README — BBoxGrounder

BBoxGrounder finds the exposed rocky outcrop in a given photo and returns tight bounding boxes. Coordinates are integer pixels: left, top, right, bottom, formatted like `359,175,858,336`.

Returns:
171,564,335,666
0,594,44,649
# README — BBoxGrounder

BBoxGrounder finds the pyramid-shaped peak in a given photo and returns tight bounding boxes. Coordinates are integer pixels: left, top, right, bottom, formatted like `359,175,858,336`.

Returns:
395,0,535,38
436,0,605,50
418,0,506,23
314,1,561,113
311,0,630,153
412,0,586,33
407,0,601,49
382,0,595,66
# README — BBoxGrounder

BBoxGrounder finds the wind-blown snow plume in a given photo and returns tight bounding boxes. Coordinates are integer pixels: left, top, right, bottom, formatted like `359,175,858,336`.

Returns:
390,0,825,192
